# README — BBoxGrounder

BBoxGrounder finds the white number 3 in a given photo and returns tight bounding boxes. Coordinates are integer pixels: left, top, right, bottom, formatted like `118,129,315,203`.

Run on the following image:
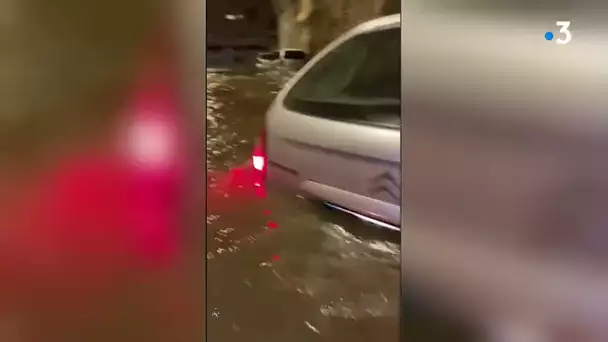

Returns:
556,21,572,45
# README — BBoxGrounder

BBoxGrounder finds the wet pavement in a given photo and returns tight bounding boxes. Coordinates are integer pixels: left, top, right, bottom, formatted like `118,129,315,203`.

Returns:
206,71,401,341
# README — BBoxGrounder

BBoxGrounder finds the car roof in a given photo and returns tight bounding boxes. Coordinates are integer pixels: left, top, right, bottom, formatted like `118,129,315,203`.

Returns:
350,14,400,35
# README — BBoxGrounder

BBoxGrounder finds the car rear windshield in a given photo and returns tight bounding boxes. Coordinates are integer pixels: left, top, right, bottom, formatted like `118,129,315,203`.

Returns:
282,50,307,60
283,27,400,129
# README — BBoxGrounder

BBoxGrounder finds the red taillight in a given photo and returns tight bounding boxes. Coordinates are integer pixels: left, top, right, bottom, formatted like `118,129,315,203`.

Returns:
252,128,267,186
252,155,265,171
252,128,266,168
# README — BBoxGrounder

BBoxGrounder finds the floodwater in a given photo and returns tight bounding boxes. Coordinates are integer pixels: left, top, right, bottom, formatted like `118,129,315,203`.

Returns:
205,71,401,341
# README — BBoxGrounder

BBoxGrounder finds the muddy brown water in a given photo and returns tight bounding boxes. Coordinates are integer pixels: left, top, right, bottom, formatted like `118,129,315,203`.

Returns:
205,71,401,341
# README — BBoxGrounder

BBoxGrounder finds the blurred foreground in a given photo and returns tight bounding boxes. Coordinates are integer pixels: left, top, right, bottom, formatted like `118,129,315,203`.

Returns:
206,71,401,341
403,2,608,341
0,1,204,341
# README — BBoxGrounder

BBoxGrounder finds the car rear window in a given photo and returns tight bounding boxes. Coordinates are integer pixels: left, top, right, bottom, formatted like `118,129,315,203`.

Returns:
282,50,307,60
283,27,400,129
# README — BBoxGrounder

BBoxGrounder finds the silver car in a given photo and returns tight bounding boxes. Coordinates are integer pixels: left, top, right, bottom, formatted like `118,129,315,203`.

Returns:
251,14,400,231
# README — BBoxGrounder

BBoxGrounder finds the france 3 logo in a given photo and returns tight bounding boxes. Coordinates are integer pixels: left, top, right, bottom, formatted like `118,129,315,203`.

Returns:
545,21,572,44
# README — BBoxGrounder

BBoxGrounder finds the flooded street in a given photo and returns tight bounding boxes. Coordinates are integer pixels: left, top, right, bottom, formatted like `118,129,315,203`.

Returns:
206,71,401,341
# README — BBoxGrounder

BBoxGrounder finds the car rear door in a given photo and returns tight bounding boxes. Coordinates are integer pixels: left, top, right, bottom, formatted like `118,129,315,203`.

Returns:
266,23,401,227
